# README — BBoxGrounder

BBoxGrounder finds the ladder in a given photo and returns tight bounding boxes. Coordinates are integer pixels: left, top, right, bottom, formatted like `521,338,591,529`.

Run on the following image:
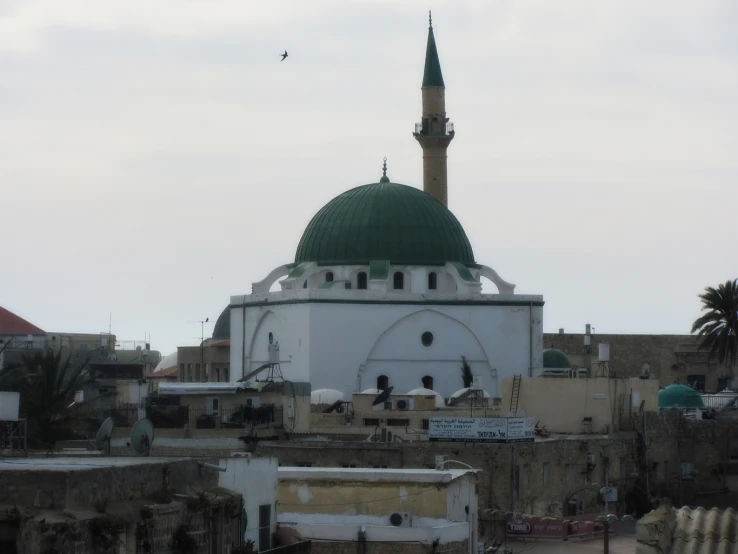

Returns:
509,374,522,414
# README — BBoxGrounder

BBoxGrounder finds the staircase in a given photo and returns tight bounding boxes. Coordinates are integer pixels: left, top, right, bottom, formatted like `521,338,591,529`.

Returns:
509,374,522,415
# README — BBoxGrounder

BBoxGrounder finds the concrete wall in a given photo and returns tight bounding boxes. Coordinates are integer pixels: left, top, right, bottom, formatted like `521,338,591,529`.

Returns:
231,289,544,399
218,456,278,547
499,377,659,434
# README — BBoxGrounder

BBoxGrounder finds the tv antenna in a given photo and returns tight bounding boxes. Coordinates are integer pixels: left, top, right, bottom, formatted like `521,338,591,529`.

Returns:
95,417,114,454
129,417,154,456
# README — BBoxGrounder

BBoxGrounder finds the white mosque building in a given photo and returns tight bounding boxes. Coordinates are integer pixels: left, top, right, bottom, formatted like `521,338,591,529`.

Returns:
226,17,544,400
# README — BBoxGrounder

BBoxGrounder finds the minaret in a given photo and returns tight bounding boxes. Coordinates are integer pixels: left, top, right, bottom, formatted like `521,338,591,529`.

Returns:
413,11,454,207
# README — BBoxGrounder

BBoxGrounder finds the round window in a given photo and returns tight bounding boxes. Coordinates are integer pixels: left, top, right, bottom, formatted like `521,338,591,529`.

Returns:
268,332,274,345
421,332,433,347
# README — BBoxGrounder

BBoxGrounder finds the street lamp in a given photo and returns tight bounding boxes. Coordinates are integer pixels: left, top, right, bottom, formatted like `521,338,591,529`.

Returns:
564,483,601,516
597,513,634,554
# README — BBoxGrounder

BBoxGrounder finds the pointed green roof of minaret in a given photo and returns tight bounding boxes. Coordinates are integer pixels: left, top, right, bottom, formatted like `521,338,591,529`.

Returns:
422,12,445,88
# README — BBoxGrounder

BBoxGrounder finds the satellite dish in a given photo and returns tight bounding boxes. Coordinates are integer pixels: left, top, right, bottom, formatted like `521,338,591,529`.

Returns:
130,417,154,456
95,417,114,454
372,386,394,406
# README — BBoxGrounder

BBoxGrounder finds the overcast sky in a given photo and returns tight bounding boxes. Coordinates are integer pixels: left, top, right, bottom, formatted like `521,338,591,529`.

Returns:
1,0,736,356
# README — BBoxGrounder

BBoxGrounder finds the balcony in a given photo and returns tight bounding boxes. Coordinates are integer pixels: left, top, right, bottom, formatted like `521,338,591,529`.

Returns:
414,120,455,136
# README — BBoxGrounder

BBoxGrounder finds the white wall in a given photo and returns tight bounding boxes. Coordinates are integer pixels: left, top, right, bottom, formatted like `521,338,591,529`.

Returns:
231,289,543,399
218,456,279,547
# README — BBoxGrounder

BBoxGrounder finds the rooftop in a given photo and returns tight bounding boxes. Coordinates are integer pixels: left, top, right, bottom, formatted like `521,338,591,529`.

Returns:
0,306,45,335
638,505,738,554
278,466,477,483
0,457,188,472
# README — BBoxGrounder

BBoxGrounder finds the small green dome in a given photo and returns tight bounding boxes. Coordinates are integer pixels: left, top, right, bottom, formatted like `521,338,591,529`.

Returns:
295,181,475,266
542,348,571,369
658,384,704,409
212,306,230,340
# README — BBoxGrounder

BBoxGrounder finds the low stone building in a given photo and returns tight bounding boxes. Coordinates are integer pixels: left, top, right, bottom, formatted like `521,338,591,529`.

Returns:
0,456,286,554
277,467,478,554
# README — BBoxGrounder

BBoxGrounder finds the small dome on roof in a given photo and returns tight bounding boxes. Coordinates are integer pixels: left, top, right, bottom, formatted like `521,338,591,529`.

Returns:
212,306,230,339
154,352,177,373
543,348,571,369
360,388,382,395
659,384,705,409
406,387,445,408
450,387,491,399
311,389,344,405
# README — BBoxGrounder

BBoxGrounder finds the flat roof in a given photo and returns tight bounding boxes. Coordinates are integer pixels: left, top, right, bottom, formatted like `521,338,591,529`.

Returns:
278,467,478,483
0,457,189,472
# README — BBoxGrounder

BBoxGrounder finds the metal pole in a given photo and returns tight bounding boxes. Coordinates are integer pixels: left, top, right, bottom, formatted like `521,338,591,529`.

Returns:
604,456,610,515
604,521,610,554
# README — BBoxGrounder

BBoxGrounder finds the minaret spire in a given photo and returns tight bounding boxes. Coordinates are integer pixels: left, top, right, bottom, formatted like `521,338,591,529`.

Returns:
413,13,454,206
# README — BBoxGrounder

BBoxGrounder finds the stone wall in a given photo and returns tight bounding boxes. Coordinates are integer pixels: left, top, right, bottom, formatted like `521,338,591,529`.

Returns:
258,412,736,522
542,332,730,391
258,437,647,518
309,539,468,554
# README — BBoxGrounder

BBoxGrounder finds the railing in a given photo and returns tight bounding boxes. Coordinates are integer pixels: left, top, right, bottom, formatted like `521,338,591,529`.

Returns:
413,120,455,136
102,404,284,430
700,394,738,410
264,541,312,554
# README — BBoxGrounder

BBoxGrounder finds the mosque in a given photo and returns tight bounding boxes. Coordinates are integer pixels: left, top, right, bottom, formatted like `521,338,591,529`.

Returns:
223,16,545,399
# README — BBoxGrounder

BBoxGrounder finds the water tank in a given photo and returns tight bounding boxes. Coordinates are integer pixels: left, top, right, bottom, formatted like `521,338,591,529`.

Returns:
599,343,610,362
0,391,20,421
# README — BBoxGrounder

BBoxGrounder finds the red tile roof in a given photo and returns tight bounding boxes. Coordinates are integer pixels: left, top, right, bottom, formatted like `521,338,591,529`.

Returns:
151,365,179,378
0,306,45,335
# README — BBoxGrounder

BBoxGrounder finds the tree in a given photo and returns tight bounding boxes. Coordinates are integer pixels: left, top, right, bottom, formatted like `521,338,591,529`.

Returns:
460,355,473,388
0,350,95,447
691,279,738,371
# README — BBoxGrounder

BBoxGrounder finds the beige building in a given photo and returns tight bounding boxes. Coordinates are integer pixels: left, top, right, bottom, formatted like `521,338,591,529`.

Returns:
499,377,660,435
544,331,732,393
155,380,311,434
278,467,478,554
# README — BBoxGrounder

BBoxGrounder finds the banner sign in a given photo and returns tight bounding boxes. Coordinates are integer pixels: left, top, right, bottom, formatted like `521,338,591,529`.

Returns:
428,417,534,443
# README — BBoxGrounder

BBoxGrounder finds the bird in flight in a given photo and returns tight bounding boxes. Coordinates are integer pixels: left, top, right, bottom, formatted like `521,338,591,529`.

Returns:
280,51,288,61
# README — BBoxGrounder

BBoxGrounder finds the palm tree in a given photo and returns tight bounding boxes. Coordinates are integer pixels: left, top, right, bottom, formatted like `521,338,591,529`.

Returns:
1,350,95,447
691,279,738,371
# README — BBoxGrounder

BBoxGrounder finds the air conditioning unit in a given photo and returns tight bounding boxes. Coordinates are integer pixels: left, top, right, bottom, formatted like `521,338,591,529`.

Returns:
395,398,414,411
380,427,393,443
389,512,412,527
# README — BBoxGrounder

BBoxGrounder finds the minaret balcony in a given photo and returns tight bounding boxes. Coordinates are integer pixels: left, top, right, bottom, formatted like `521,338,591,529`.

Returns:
414,121,455,137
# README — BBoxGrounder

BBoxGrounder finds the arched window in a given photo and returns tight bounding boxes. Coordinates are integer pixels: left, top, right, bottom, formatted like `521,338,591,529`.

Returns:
377,375,389,391
422,376,434,390
303,281,307,288
393,272,404,290
326,272,334,282
357,271,368,290
268,332,274,345
428,272,437,290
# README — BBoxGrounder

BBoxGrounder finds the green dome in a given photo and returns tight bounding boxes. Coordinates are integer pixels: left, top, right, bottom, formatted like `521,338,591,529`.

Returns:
658,384,705,409
542,348,571,369
295,182,475,265
212,306,230,340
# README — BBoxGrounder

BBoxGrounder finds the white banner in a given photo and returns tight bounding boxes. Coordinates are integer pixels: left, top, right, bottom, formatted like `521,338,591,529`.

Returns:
429,416,534,443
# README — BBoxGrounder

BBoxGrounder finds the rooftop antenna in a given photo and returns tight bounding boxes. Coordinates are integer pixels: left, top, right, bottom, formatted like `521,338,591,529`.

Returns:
95,417,114,454
129,417,154,456
187,318,210,382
